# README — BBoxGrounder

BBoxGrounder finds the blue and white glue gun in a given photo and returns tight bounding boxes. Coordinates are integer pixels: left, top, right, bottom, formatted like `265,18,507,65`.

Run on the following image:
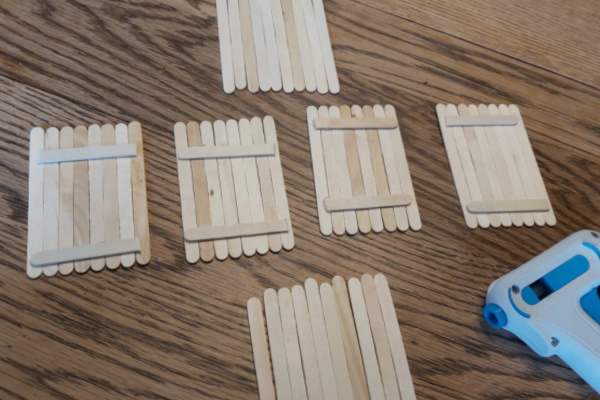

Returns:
483,230,600,393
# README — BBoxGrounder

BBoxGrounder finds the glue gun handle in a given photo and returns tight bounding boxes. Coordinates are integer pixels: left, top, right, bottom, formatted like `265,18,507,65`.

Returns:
561,348,600,393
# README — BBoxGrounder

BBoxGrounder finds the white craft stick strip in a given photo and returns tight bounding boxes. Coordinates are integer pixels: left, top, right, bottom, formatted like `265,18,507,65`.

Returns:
214,121,243,258
58,127,74,275
292,286,325,400
508,104,556,225
247,298,277,400
445,114,518,127
278,288,309,400
200,122,229,260
42,128,60,277
478,105,523,227
329,106,358,235
361,275,401,400
307,106,332,235
264,289,294,400
27,128,45,279
305,279,339,400
374,274,417,400
240,119,269,255
320,283,355,400
488,105,534,226
352,106,384,232
249,0,271,92
332,276,370,400
185,216,288,242
72,126,90,273
300,0,328,93
88,125,105,271
228,0,247,90
31,239,140,266
314,117,398,130
279,0,305,91
458,105,502,228
373,105,409,231
37,143,137,164
216,0,235,94
290,0,316,92
258,0,282,91
311,0,339,93
129,121,150,264
267,0,293,92
325,194,411,212
467,199,550,213
239,0,260,93
175,122,200,263
178,144,275,160
348,278,386,400
101,125,121,269
116,123,136,267
468,105,511,227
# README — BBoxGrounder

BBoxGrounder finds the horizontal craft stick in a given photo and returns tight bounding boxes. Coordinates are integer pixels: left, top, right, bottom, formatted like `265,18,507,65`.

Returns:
30,238,140,266
38,143,137,164
324,194,411,212
314,117,398,130
184,219,289,242
467,199,550,213
177,144,275,160
445,115,518,127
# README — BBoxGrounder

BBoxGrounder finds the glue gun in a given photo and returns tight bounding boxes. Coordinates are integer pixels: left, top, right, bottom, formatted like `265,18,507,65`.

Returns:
483,230,600,393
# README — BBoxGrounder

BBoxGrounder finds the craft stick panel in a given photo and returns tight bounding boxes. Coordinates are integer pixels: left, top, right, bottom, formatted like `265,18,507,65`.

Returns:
246,273,417,400
174,116,294,263
216,0,339,94
435,104,556,229
26,122,151,279
307,105,422,236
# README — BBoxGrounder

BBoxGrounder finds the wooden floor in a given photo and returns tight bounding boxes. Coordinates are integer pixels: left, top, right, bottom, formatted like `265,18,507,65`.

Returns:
1,0,599,399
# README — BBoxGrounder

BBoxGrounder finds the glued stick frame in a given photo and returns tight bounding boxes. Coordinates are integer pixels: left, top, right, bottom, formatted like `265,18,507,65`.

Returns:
247,298,277,400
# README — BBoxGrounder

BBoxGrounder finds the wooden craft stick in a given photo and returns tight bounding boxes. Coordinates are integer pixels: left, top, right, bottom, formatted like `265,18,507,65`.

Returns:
352,106,384,232
178,144,275,160
187,122,215,262
458,104,502,228
373,105,409,231
37,143,137,164
329,106,358,235
175,122,200,263
251,117,282,252
348,278,386,400
88,125,105,271
115,124,136,267
374,274,417,400
314,117,398,130
279,0,305,91
319,283,355,400
101,124,121,269
31,239,140,266
216,0,235,94
239,0,260,93
228,0,247,90
332,276,370,400
300,0,328,93
278,288,309,400
307,106,332,235
263,116,294,250
27,127,45,279
247,298,277,400
214,121,243,258
289,0,316,92
227,120,256,256
72,126,90,273
258,0,282,92
58,127,74,275
467,199,550,213
292,286,325,400
129,121,150,264
445,114,518,127
305,279,339,400
42,128,61,277
267,0,294,92
264,289,294,400
200,122,229,260
325,194,411,212
311,0,339,93
249,0,271,91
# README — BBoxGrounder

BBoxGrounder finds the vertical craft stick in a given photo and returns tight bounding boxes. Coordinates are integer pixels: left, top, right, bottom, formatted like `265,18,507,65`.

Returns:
258,0,282,92
311,0,339,93
101,124,121,269
249,0,271,92
290,0,316,92
267,0,293,93
27,127,45,279
239,0,260,93
88,125,105,271
228,0,247,90
72,125,90,273
247,298,277,400
129,121,150,264
300,0,328,93
320,106,345,235
279,0,306,91
307,106,332,235
216,0,235,94
58,126,74,275
116,123,136,267
43,128,60,276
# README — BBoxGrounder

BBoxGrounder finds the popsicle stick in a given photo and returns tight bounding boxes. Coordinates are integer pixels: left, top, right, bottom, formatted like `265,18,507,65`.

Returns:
374,274,417,400
279,0,305,91
200,122,229,260
249,0,271,91
239,0,260,93
263,116,294,250
361,275,401,400
115,124,136,267
325,194,411,212
305,279,339,400
247,298,276,400
373,105,409,231
88,125,105,271
319,283,355,400
352,106,384,232
216,0,235,94
252,117,282,252
72,126,90,273
508,104,556,225
27,128,45,279
311,0,339,93
240,119,269,255
175,122,200,263
129,121,150,264
37,143,137,164
458,104,502,228
264,289,294,400
185,217,288,242
228,0,247,90
101,125,121,269
42,128,60,276
267,0,294,93
292,286,324,400
258,0,282,91
332,276,370,400
314,117,398,130
290,0,316,92
307,106,332,235
31,239,140,266
278,288,309,400
178,144,275,160
58,127,74,275
467,199,550,213
348,278,386,400
300,0,328,93
445,114,518,127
